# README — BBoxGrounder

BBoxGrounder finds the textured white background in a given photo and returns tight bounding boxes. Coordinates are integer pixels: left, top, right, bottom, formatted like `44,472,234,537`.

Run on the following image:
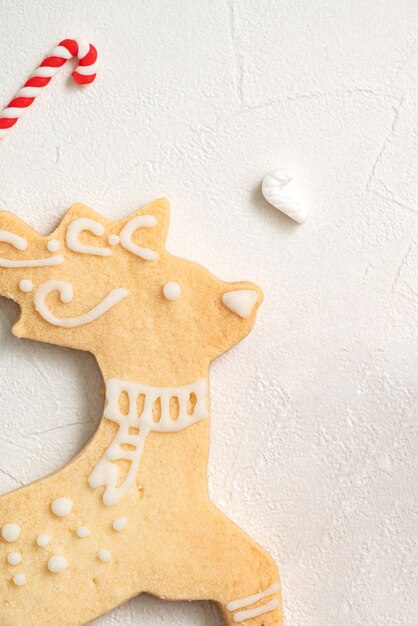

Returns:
0,1,417,625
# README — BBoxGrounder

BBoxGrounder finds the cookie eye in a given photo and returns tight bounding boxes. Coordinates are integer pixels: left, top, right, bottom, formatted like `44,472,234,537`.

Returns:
163,282,181,301
19,279,33,293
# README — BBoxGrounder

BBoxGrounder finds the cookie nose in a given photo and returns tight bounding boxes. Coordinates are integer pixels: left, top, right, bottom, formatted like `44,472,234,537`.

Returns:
221,288,259,319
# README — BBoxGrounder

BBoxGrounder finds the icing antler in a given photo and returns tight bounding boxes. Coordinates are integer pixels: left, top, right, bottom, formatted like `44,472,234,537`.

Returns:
0,229,63,267
65,214,160,260
0,212,63,275
119,215,159,260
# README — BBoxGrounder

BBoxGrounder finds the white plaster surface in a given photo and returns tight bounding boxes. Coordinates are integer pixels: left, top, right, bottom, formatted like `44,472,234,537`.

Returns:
0,1,417,625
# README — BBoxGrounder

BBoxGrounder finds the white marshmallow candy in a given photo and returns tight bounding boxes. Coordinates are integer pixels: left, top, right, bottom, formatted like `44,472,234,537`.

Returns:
261,169,308,223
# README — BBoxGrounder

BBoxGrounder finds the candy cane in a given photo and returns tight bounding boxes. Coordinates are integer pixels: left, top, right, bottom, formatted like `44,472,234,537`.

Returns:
0,39,98,140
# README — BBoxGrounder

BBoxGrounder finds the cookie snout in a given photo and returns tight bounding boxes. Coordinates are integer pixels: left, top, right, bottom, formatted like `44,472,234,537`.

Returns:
221,283,263,319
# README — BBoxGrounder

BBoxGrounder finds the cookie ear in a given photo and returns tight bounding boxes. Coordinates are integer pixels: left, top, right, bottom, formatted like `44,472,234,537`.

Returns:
117,198,170,259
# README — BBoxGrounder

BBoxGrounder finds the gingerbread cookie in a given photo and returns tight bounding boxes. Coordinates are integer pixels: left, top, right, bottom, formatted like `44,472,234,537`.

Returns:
0,199,283,625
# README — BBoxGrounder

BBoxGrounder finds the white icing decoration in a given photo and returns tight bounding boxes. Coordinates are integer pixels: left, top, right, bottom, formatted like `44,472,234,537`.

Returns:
233,600,279,622
119,215,159,261
98,549,111,562
47,239,60,252
163,281,181,301
66,217,111,256
51,497,73,517
1,523,21,542
47,555,68,573
0,230,27,250
13,573,26,586
19,279,33,293
261,169,308,223
0,230,63,268
221,290,258,319
108,234,120,246
227,582,280,611
89,378,209,505
0,230,28,250
112,517,127,532
36,534,51,547
7,552,22,565
34,280,129,328
76,526,89,538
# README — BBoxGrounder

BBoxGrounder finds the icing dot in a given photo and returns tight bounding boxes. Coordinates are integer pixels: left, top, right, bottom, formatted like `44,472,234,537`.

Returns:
47,555,68,573
47,239,60,252
1,524,21,543
12,573,26,586
108,234,120,246
163,282,181,301
76,526,89,538
112,517,127,532
51,498,73,517
19,279,33,293
98,549,111,562
36,534,51,548
7,552,22,565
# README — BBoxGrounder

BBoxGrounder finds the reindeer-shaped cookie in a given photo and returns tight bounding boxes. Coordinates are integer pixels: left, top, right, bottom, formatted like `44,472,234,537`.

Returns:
0,199,283,626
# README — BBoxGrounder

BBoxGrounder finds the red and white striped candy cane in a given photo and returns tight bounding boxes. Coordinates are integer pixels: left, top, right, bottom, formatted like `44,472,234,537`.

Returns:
0,38,98,139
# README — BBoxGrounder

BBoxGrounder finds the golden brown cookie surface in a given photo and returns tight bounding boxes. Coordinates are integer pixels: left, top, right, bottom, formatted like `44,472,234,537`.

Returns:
0,199,282,625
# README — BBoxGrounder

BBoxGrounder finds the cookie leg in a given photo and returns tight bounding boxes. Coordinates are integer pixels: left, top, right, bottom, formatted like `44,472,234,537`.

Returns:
219,581,283,625
146,504,283,625
200,507,284,626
